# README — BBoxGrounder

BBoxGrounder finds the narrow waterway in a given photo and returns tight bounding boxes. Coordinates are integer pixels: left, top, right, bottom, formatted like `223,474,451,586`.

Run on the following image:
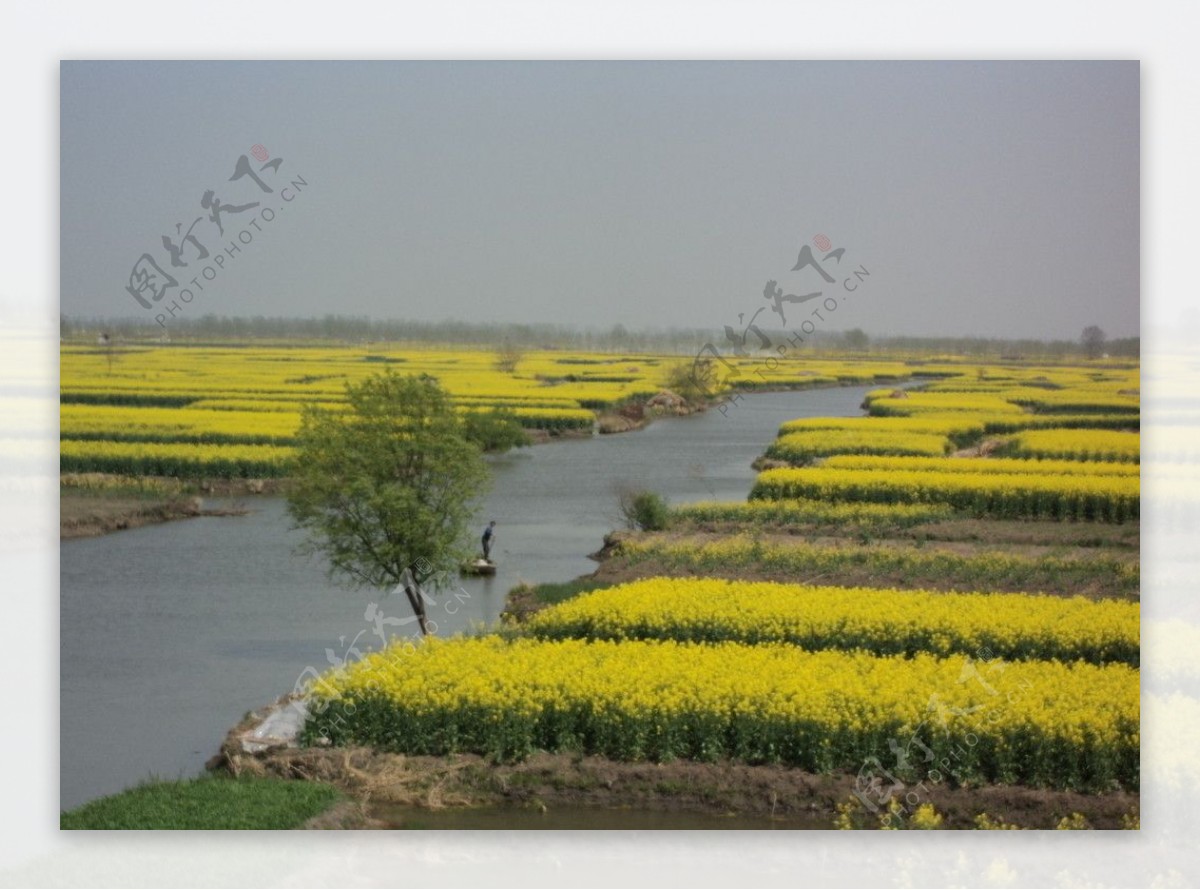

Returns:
59,382,900,810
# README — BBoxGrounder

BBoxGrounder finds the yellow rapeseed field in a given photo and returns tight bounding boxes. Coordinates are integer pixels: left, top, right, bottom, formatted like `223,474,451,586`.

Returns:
1006,428,1141,463
526,577,1139,665
304,635,1139,790
262,353,1141,791
58,345,995,477
750,466,1139,521
820,454,1139,477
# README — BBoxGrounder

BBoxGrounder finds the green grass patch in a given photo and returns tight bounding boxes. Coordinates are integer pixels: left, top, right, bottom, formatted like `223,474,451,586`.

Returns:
616,534,1140,599
60,776,340,830
518,577,615,608
668,499,955,532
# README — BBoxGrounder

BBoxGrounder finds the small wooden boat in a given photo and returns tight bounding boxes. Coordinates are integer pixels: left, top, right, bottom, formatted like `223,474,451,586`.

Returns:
461,558,497,576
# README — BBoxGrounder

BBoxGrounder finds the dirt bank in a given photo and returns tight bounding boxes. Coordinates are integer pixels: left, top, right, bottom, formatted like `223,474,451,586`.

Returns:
214,729,1136,830
60,493,255,540
522,427,595,445
61,492,194,540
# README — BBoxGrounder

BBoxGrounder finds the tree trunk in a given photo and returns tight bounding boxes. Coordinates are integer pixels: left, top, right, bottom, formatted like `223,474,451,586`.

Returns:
403,583,431,636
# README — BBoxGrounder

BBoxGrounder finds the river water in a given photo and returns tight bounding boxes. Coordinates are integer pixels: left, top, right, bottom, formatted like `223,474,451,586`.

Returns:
60,383,892,811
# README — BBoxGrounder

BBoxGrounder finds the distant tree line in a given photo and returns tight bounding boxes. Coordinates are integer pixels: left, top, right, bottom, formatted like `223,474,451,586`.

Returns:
62,313,717,353
60,313,1138,359
859,332,1139,359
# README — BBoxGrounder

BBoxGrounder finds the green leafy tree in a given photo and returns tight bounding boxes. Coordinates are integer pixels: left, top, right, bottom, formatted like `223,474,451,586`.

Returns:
666,359,718,406
286,370,490,635
616,486,669,531
493,342,525,373
843,328,870,351
1081,325,1107,359
462,409,532,453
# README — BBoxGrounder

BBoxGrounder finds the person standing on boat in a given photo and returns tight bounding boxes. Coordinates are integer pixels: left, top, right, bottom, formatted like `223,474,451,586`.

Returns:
481,520,496,562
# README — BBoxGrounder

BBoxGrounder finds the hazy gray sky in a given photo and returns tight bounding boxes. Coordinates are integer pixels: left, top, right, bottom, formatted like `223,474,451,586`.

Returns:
61,61,1138,339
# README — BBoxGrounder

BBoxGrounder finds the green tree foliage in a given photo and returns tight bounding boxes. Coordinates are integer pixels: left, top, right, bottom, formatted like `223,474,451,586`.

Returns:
843,328,870,350
287,370,490,634
1082,325,1107,359
617,487,670,531
665,360,719,406
462,410,532,453
493,342,525,373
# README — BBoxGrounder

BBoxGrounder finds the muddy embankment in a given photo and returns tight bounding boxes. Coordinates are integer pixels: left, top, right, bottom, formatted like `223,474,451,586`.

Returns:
60,494,250,540
211,698,1137,831
59,476,286,540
